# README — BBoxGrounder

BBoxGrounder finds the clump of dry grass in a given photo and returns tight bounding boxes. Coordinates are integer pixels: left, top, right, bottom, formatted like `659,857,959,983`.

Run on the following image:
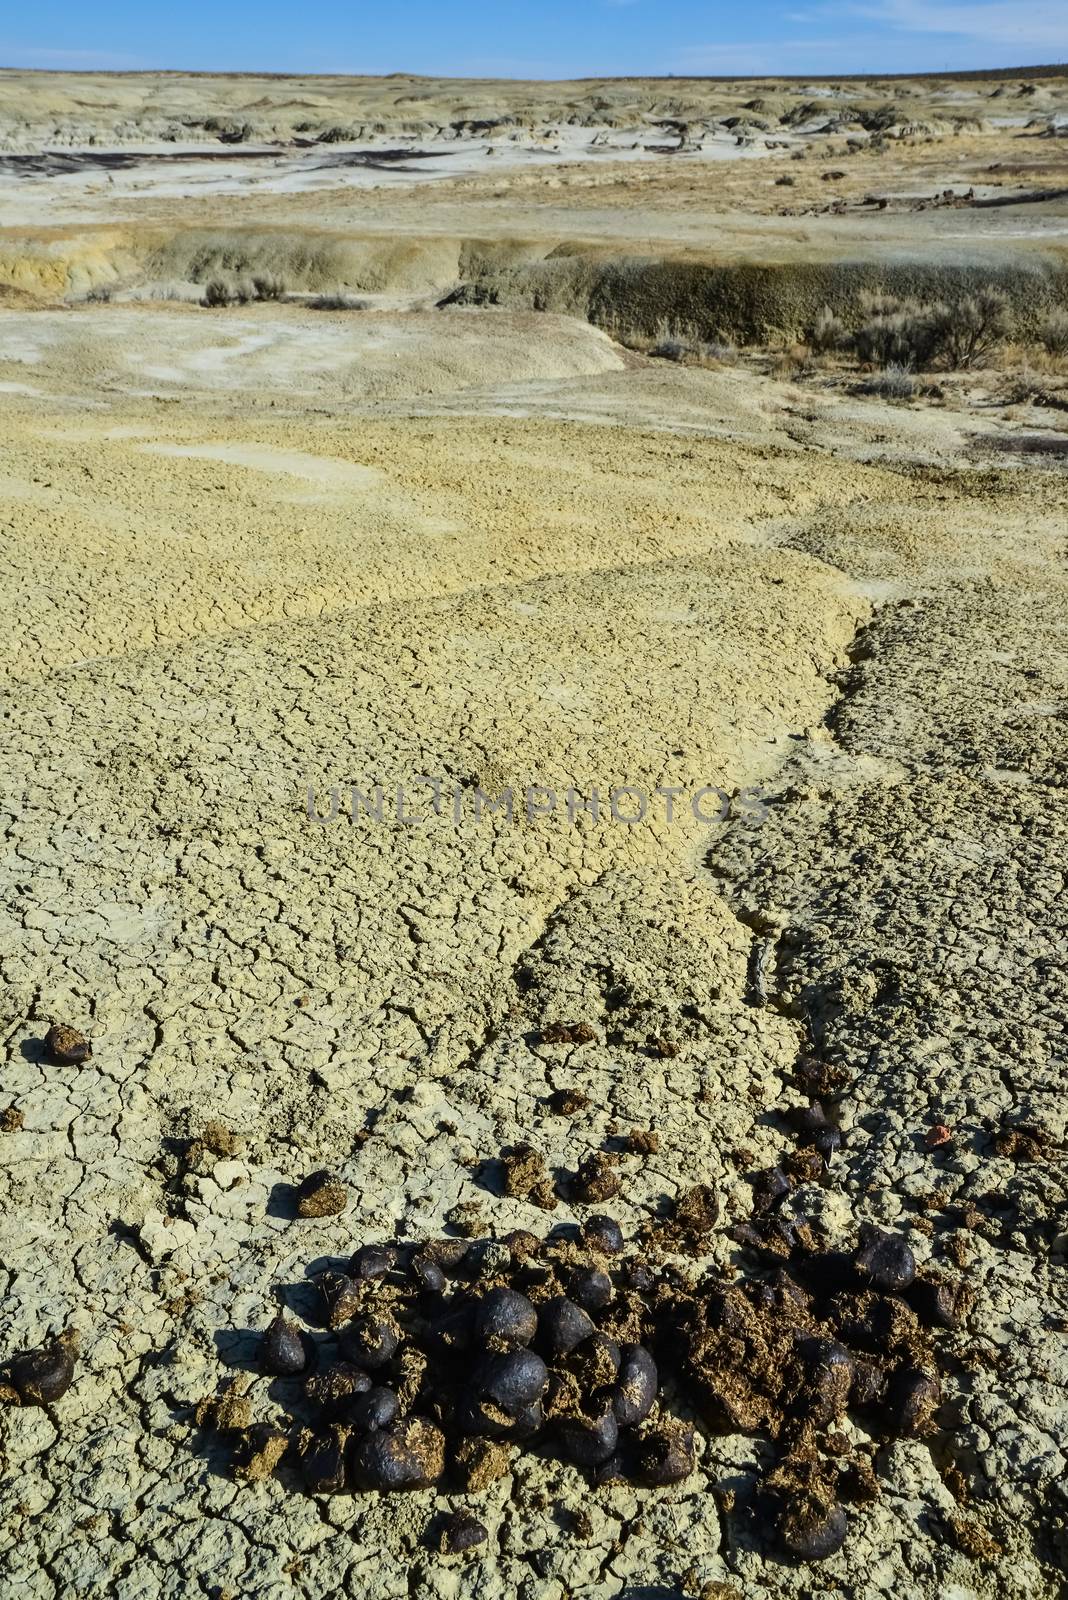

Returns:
855,363,917,400
201,274,288,307
308,294,371,311
771,343,817,380
650,335,690,362
632,321,737,368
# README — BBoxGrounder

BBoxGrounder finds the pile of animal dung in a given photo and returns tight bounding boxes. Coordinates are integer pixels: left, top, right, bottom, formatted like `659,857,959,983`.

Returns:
202,1211,972,1561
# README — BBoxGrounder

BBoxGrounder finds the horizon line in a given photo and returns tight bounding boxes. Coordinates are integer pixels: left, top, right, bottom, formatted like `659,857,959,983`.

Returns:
2,62,1067,83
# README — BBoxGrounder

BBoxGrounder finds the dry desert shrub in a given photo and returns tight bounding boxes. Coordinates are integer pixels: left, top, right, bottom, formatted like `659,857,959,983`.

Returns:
934,289,1014,369
853,289,1013,371
853,295,944,368
1037,308,1068,356
809,305,848,353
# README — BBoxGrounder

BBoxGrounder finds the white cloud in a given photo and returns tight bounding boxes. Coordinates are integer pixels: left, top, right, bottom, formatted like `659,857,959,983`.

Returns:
856,0,1068,55
677,0,1067,78
780,0,1068,60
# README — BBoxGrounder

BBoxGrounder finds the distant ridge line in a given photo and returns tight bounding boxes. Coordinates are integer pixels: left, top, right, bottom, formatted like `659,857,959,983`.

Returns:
0,64,1066,82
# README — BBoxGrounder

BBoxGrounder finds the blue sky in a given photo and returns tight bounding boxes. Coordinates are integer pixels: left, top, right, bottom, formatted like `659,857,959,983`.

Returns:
3,1,1066,78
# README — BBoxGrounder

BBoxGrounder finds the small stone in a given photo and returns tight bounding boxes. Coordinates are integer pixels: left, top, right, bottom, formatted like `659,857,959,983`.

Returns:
476,1349,549,1412
0,1106,23,1133
538,1021,596,1046
556,1404,619,1467
537,1296,596,1358
348,1385,400,1432
352,1417,445,1490
295,1170,348,1219
350,1244,397,1281
548,1088,591,1115
572,1152,621,1204
636,1420,695,1486
261,1311,309,1376
582,1215,624,1255
611,1344,658,1426
853,1225,915,1292
299,1426,348,1493
474,1287,537,1352
887,1366,940,1436
43,1024,92,1065
567,1266,613,1312
465,1239,511,1279
778,1497,848,1561
338,1314,401,1369
436,1511,488,1555
315,1271,362,1329
4,1328,79,1405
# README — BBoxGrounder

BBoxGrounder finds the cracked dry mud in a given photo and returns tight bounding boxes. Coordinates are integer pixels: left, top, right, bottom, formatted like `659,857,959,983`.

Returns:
2,92,1068,1599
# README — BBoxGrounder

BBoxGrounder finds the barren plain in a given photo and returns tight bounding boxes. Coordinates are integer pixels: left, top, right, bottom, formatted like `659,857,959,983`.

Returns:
1,67,1067,1600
